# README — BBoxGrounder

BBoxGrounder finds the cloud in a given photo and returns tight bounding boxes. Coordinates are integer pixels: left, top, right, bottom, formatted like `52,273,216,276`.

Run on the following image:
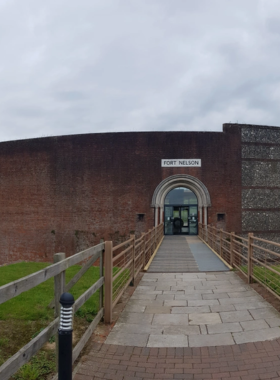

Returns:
0,0,280,141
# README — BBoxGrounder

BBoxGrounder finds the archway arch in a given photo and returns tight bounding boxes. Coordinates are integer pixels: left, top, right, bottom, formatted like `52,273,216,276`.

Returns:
151,174,211,227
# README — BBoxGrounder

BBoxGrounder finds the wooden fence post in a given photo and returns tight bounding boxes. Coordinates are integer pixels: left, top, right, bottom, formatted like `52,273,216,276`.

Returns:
53,252,66,317
219,229,223,258
148,229,152,261
53,252,65,371
104,241,113,323
248,233,253,284
230,232,235,267
99,239,104,310
141,232,146,268
130,235,135,286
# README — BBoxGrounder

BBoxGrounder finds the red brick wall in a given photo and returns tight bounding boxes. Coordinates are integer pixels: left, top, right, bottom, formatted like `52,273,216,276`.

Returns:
0,125,242,264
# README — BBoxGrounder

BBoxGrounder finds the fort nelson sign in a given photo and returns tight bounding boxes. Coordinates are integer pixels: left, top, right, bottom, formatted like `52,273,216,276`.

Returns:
161,159,201,167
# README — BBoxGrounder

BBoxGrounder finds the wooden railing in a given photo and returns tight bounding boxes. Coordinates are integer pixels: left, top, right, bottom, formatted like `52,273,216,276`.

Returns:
104,223,164,323
0,223,165,379
0,243,105,380
199,223,280,300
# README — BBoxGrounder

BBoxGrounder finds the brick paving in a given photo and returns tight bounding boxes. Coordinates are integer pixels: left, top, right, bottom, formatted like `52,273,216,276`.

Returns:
74,339,280,380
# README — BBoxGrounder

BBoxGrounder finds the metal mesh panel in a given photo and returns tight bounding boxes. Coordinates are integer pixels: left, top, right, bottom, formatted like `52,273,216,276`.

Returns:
232,235,248,276
111,223,164,307
251,237,280,297
112,239,133,305
199,224,280,300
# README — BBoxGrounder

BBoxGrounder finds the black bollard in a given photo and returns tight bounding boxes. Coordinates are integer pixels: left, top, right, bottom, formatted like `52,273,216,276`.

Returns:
58,292,74,380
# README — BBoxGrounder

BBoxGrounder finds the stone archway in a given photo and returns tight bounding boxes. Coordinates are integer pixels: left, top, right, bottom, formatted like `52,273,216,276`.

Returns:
151,174,211,226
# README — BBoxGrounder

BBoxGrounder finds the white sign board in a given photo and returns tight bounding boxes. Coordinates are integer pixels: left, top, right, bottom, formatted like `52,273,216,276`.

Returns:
161,159,201,167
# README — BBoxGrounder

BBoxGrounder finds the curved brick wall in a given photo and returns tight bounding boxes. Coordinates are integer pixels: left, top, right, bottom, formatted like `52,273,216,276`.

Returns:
0,125,242,264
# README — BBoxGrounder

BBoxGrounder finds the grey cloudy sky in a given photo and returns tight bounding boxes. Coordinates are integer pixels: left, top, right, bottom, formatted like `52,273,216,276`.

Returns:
0,0,280,142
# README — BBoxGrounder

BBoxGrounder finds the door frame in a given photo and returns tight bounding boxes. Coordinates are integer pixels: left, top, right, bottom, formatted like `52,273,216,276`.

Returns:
164,204,198,235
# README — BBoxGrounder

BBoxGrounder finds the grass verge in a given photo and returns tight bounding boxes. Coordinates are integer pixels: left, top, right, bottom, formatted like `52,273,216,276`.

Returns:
241,264,280,296
0,261,101,379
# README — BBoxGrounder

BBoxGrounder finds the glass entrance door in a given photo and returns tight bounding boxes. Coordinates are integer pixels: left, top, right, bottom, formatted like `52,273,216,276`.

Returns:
164,205,198,235
164,187,198,235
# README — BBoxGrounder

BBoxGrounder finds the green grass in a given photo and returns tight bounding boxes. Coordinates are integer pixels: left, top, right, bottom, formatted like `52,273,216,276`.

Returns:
252,265,280,295
13,351,56,380
0,261,102,379
242,264,280,296
0,262,101,321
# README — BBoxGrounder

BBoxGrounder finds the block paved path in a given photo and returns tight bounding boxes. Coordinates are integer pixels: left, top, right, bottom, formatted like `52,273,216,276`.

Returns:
74,339,280,380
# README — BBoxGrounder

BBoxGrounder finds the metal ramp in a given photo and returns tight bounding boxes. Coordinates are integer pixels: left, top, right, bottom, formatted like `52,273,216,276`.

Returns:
147,235,229,272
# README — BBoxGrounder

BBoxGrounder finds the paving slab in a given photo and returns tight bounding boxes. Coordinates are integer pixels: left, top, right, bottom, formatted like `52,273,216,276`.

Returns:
172,293,202,300
233,327,280,344
213,286,249,292
188,299,219,306
163,290,185,294
189,333,235,347
133,290,162,295
202,292,229,300
249,307,280,320
227,290,258,297
117,312,153,325
124,305,146,313
194,284,217,290
207,322,242,334
189,312,221,325
163,300,187,306
144,306,171,314
152,314,189,326
219,310,253,323
265,317,280,327
234,301,270,310
219,296,263,305
240,319,270,330
126,299,163,306
210,304,236,312
130,293,157,300
147,334,189,347
171,306,210,313
163,325,200,335
105,331,149,346
113,322,163,335
156,294,175,300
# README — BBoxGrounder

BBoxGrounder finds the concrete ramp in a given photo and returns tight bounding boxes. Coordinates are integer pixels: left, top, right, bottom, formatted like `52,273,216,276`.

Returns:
148,235,229,272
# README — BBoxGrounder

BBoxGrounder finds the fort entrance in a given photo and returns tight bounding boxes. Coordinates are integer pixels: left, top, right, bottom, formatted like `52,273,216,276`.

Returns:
164,187,198,235
151,174,211,235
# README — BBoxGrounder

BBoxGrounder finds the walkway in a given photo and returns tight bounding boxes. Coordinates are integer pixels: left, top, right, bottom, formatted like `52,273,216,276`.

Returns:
148,236,229,272
74,236,280,380
74,340,280,380
105,272,280,348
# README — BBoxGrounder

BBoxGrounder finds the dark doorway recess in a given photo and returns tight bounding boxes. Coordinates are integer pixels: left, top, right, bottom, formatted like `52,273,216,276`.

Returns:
164,187,198,235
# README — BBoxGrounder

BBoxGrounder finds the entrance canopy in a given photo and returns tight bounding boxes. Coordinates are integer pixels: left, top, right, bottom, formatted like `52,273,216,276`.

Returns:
151,174,211,226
